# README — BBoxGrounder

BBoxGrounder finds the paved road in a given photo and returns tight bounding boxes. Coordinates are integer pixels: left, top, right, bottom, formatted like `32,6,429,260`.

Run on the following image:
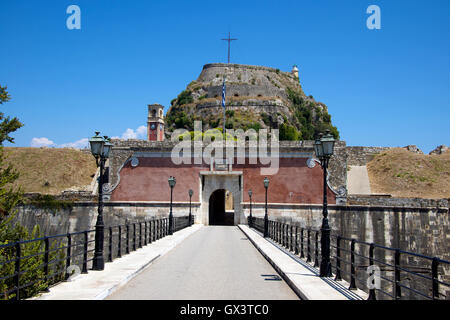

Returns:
107,226,299,300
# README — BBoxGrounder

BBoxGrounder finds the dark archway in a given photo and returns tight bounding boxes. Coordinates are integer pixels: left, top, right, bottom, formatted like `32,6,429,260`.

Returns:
209,189,234,226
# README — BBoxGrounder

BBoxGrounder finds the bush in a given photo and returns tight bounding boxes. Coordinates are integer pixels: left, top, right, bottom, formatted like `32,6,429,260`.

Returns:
176,90,193,106
286,87,339,140
279,124,299,141
173,111,193,129
209,118,219,128
0,216,65,300
225,119,234,129
261,113,270,126
27,194,73,210
225,110,235,117
246,122,261,131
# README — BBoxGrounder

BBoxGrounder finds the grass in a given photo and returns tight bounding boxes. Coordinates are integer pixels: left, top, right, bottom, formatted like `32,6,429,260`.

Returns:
3,147,97,194
367,148,450,199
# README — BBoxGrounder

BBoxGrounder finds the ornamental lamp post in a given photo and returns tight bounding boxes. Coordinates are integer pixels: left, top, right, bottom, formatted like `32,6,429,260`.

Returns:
315,130,336,277
263,177,269,237
188,189,193,226
168,176,176,235
89,132,111,271
248,190,253,228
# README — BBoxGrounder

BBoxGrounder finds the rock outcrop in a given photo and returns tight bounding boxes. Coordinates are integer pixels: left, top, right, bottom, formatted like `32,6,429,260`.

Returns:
165,63,339,140
403,145,424,154
429,145,448,155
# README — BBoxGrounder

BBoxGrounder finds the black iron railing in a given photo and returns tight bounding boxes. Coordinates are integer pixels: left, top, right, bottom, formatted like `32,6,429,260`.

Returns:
249,217,450,300
0,215,194,300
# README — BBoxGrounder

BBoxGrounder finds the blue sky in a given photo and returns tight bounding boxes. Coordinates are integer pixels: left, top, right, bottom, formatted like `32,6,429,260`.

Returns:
0,0,449,153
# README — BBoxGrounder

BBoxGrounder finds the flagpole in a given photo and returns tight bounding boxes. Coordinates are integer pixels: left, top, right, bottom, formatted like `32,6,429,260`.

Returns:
223,75,226,135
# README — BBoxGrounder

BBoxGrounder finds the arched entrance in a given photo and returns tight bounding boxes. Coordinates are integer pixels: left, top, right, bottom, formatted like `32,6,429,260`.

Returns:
200,172,243,225
209,189,234,226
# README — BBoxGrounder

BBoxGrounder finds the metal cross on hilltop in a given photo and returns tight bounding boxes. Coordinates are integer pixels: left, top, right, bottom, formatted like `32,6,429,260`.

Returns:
221,32,238,64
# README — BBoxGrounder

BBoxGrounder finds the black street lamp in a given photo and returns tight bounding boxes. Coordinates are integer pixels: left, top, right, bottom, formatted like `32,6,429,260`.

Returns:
248,190,253,228
168,176,176,235
89,132,112,271
263,177,269,237
188,189,193,226
314,130,336,277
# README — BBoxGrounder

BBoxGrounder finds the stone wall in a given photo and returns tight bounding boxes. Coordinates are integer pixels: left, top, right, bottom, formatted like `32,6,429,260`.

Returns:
12,202,202,236
347,195,449,208
346,146,392,166
244,202,449,299
14,201,447,261
195,99,292,124
197,63,300,102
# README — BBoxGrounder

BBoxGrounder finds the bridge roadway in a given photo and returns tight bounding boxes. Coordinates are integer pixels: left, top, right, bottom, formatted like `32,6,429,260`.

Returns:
107,226,299,300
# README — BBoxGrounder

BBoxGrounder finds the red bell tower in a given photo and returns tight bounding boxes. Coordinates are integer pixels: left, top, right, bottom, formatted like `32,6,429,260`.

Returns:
147,104,165,141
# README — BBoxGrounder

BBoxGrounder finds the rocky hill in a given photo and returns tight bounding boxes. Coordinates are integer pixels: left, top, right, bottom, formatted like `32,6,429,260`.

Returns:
165,63,339,140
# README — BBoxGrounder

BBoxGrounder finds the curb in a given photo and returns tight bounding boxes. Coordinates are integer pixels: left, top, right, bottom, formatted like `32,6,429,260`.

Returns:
238,225,366,300
238,225,307,300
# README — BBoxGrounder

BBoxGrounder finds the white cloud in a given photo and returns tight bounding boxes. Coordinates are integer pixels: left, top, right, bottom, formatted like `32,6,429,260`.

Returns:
30,125,147,149
31,137,55,148
136,125,147,138
112,125,147,140
59,138,89,149
121,128,138,139
30,137,88,149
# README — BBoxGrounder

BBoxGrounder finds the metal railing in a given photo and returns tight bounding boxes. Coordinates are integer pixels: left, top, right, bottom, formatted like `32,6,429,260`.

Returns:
0,215,194,300
249,217,450,300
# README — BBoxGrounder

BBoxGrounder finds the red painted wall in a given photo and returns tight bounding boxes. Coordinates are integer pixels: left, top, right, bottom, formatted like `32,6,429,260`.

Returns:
110,157,336,204
237,158,336,204
111,158,204,202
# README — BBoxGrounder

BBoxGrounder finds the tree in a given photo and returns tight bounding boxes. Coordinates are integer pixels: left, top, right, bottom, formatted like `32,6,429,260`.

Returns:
0,85,23,217
0,85,61,300
0,85,23,145
279,123,299,141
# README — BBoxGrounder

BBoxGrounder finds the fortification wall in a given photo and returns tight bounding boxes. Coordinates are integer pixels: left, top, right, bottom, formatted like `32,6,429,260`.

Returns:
347,195,449,208
196,63,302,102
195,99,292,123
346,146,392,166
12,202,202,236
245,202,449,299
107,140,348,198
13,201,448,263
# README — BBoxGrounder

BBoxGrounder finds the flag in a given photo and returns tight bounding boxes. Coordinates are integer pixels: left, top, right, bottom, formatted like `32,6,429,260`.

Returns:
222,78,226,109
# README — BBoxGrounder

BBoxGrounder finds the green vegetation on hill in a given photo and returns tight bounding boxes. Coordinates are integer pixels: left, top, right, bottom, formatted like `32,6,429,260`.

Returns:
285,87,339,140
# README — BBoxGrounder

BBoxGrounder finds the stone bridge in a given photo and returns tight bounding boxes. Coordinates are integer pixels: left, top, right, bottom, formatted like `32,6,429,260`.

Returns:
32,224,366,300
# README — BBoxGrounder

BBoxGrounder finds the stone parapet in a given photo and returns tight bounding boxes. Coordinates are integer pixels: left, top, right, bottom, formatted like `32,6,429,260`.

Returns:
346,146,392,166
